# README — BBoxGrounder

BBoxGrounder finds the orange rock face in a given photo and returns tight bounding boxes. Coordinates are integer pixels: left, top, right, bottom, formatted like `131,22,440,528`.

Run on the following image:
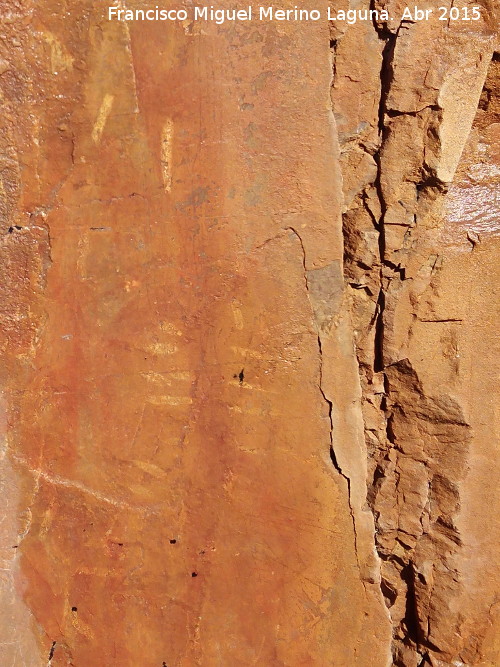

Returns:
0,0,498,665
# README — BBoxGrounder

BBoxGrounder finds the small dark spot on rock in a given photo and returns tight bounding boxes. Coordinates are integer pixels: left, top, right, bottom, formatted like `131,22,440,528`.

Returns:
191,572,198,578
71,606,77,612
238,369,244,383
169,539,177,544
48,641,56,661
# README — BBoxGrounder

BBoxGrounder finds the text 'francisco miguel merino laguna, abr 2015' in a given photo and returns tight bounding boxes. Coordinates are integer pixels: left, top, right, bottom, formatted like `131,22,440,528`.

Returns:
108,5,483,23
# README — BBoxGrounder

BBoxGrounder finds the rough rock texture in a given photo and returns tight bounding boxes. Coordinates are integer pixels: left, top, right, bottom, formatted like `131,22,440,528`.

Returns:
332,1,500,664
0,0,498,665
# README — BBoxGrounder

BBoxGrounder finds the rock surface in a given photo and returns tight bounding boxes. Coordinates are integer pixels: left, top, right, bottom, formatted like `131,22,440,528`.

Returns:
0,0,498,665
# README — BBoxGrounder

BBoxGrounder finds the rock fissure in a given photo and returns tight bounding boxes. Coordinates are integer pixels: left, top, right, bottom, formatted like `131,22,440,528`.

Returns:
289,219,364,581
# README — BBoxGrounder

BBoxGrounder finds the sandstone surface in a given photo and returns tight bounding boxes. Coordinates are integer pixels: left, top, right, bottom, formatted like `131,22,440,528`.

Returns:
0,0,498,665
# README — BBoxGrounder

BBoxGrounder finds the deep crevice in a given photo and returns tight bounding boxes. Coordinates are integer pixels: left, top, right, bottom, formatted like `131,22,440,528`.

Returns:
373,289,385,372
377,29,398,133
400,563,422,645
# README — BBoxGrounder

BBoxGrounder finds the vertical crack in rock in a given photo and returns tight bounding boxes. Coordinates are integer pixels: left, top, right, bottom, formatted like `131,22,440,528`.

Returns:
288,225,363,574
316,331,362,577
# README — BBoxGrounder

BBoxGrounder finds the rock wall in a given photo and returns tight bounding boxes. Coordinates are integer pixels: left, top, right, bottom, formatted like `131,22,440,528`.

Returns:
0,0,498,665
